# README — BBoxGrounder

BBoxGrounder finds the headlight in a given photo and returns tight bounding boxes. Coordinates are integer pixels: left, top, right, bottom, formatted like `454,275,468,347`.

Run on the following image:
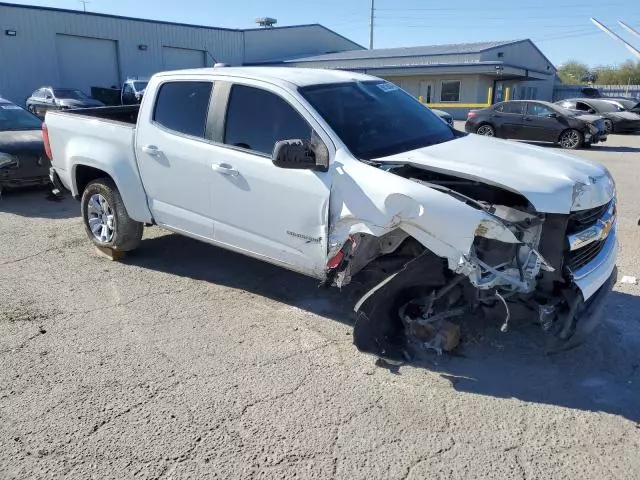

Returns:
0,152,19,169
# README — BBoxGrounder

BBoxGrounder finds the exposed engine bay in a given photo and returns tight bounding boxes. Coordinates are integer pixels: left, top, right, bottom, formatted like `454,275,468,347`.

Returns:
326,164,617,361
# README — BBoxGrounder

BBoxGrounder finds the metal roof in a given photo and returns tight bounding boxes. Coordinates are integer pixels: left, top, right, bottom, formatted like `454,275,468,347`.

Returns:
286,40,525,63
0,2,364,49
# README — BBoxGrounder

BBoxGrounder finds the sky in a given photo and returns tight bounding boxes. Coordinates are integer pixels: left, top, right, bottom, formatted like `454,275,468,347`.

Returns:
6,0,640,67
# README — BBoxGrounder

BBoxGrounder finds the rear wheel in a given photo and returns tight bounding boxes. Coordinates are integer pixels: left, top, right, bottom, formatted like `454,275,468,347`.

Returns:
559,129,583,150
604,119,614,134
476,124,495,137
81,178,143,252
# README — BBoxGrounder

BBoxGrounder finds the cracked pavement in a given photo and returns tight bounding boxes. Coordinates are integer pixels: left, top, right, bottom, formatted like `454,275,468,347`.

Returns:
1,129,640,479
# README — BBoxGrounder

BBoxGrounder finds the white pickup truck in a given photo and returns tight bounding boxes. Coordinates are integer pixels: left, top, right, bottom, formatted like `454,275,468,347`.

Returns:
45,67,618,360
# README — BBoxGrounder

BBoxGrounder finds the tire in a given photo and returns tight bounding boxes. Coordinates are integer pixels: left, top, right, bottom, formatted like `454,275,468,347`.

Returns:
476,124,495,137
80,178,143,252
604,119,614,134
558,129,584,150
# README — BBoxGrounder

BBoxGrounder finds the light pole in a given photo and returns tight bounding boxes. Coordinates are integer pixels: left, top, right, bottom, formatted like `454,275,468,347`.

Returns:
369,0,375,50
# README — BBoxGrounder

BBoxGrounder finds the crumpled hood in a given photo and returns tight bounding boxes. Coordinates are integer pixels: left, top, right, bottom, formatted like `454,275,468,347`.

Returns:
0,129,44,155
376,134,615,214
572,114,603,124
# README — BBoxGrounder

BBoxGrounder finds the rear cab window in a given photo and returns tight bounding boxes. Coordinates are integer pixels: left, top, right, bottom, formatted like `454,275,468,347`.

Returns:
152,81,213,138
223,84,313,156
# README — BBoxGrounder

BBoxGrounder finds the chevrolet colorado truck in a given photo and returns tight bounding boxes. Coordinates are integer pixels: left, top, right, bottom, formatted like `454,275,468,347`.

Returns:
44,67,618,360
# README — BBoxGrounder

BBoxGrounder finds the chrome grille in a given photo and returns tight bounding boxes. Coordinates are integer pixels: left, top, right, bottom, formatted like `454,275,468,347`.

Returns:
567,202,611,234
567,239,606,271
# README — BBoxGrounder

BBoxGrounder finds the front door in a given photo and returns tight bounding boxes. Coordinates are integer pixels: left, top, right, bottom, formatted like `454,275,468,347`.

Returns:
135,80,215,239
522,102,562,142
207,82,331,277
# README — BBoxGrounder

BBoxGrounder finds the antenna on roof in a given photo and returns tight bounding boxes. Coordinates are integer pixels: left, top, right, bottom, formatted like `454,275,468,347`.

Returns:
256,17,277,28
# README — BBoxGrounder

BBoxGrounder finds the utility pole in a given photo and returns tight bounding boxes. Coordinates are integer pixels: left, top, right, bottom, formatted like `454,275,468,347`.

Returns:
79,0,91,12
369,0,375,50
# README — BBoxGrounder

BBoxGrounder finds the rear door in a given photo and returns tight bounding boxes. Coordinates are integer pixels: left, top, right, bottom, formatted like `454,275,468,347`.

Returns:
492,102,524,138
135,79,215,239
522,102,562,142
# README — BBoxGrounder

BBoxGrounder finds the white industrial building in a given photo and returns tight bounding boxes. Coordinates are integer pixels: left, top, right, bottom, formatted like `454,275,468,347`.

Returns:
0,2,363,103
0,2,556,119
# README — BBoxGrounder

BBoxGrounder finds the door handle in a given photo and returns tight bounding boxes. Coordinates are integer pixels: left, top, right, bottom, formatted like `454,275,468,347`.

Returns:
211,163,239,176
141,144,161,156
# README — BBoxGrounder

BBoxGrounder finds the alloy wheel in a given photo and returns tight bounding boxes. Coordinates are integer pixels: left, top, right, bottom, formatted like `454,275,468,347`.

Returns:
87,193,115,243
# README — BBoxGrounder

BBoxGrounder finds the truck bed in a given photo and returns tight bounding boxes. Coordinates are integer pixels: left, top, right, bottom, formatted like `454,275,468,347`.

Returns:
63,105,139,125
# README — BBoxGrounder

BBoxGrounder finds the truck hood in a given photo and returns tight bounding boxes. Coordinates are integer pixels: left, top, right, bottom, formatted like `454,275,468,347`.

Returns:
375,134,615,213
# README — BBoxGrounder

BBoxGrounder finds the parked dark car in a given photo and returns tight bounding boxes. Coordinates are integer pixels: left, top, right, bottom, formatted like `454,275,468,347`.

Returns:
26,87,104,118
465,100,607,149
600,97,640,114
0,97,49,194
555,98,640,134
431,108,454,127
91,78,149,106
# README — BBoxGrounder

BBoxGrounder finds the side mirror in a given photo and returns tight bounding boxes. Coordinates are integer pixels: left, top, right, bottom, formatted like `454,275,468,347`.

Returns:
547,112,558,118
272,139,319,170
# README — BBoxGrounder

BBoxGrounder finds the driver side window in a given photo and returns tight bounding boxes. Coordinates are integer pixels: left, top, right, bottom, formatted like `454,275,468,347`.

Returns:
576,102,593,113
224,84,313,156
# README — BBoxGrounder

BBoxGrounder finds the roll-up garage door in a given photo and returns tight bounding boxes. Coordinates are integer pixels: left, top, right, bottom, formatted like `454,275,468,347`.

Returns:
56,34,119,94
162,46,206,71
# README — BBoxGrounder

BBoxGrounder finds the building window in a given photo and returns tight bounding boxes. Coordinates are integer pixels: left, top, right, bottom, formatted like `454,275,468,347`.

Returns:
525,87,538,100
440,81,461,102
497,52,504,58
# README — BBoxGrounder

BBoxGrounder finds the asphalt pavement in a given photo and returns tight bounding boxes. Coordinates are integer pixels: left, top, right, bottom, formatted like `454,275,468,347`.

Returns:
1,128,639,479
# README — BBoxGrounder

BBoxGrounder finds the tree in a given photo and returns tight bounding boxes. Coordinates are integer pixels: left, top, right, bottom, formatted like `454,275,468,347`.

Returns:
558,60,591,84
593,61,640,85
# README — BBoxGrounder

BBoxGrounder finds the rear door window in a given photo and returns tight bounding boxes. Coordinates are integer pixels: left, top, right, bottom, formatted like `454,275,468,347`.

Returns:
153,81,213,138
526,103,554,117
503,102,525,114
223,84,312,156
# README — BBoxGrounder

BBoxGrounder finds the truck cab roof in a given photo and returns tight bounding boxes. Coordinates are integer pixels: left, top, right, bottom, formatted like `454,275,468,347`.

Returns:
153,66,375,88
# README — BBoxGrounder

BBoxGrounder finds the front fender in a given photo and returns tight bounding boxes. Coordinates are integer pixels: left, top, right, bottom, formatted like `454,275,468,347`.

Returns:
329,151,518,270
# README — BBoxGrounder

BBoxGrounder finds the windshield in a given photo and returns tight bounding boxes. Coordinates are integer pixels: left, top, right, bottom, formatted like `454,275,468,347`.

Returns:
610,99,639,110
0,103,42,131
299,81,455,160
588,100,623,113
53,89,90,100
133,81,148,92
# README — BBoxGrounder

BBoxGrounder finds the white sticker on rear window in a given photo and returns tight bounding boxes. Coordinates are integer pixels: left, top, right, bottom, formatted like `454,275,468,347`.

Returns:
377,82,399,93
1,105,22,110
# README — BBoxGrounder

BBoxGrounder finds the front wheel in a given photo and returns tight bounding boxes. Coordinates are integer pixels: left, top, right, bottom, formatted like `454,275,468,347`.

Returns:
81,178,143,252
604,119,613,134
559,129,584,150
476,124,495,137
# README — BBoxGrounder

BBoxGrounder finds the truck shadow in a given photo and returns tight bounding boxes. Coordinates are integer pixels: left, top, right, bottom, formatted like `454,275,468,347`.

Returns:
128,232,640,423
0,187,78,219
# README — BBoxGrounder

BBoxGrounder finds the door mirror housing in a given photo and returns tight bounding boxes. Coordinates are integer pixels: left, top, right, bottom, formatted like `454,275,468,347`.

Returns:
272,139,325,171
547,112,558,118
